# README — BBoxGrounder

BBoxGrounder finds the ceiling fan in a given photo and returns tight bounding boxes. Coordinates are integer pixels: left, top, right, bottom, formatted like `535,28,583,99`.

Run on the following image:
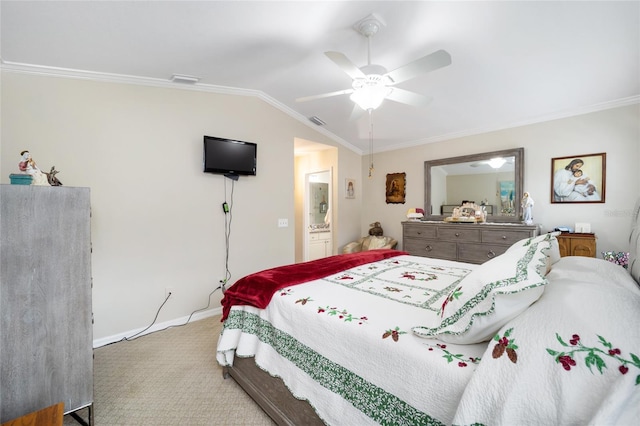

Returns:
296,14,452,116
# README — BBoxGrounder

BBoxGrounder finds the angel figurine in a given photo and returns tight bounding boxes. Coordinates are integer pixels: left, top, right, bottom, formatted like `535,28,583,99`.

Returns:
522,192,534,224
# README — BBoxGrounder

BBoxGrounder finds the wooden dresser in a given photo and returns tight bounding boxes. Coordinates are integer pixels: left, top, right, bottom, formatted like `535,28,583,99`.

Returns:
402,221,539,264
556,232,597,257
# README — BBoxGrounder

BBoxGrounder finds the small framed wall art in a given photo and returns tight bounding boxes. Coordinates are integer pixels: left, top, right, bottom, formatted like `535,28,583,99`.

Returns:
385,172,406,204
345,178,355,199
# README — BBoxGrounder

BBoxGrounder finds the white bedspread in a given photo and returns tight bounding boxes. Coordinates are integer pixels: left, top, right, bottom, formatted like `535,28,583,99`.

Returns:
452,256,640,425
217,255,487,425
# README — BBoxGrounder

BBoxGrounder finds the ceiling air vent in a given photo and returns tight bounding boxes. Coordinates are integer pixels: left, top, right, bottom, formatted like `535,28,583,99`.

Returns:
309,116,326,126
170,74,200,84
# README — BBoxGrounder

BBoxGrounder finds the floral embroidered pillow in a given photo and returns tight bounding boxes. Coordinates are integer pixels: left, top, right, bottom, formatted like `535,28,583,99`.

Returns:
412,239,550,344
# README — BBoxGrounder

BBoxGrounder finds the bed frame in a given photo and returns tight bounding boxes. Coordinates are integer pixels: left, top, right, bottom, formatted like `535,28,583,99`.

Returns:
222,357,324,425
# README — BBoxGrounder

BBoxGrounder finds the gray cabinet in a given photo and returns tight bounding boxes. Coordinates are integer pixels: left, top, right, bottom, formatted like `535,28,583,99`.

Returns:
1,185,93,424
402,221,538,264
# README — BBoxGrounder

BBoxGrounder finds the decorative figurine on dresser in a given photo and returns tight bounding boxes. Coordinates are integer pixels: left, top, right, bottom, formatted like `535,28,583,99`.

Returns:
521,192,534,225
443,202,487,223
16,150,50,185
10,150,63,186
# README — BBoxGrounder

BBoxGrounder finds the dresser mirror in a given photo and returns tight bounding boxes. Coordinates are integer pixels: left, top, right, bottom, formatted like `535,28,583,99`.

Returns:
424,148,524,223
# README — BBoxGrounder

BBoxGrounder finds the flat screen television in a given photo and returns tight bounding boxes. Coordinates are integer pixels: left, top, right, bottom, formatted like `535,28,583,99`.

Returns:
203,135,257,176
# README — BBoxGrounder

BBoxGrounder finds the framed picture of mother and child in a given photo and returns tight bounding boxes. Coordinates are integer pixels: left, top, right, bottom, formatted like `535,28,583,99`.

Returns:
551,152,606,203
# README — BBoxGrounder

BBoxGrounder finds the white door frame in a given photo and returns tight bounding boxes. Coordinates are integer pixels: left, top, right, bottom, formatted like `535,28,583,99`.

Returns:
304,169,332,261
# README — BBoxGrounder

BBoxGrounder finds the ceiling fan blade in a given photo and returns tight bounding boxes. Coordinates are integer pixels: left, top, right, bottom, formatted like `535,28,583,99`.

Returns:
325,51,366,80
385,88,433,108
349,104,366,122
385,49,452,85
296,88,353,103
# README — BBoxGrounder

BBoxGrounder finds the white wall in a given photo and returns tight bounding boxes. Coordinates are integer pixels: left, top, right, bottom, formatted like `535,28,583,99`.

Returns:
1,72,362,342
3,70,638,343
361,104,640,255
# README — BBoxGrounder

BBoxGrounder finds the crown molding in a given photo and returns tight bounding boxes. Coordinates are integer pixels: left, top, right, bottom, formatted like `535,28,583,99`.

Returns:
3,60,635,156
0,60,363,155
379,95,640,153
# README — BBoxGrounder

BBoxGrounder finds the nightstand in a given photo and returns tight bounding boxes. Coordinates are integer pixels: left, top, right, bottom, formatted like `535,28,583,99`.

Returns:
557,232,597,257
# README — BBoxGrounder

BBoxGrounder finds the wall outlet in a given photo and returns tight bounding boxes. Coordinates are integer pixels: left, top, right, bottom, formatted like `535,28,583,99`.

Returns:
278,218,288,228
165,287,175,299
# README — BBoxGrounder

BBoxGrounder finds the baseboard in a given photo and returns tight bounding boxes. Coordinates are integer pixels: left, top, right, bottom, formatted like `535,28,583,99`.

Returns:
93,307,222,348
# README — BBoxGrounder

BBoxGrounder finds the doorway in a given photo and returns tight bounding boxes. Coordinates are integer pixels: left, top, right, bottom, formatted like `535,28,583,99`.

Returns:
304,169,332,261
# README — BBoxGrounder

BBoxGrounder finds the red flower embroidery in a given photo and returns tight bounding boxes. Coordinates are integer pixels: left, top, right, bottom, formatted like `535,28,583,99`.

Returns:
558,355,577,371
548,332,640,383
569,334,580,345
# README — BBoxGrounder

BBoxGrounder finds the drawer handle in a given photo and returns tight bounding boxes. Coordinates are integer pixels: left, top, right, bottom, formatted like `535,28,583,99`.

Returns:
487,250,496,259
455,232,460,237
425,245,433,252
417,231,422,235
501,235,507,240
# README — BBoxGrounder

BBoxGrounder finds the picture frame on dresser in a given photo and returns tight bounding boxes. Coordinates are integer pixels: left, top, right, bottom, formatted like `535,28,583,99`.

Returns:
551,152,606,203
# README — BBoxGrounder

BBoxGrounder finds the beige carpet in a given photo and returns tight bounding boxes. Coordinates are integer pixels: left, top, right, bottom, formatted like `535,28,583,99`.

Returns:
64,315,275,425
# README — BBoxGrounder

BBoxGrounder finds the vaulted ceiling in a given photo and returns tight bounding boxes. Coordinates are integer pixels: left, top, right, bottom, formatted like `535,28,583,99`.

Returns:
1,1,638,154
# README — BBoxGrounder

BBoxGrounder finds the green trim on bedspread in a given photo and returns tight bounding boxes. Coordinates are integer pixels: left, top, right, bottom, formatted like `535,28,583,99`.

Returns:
224,310,445,426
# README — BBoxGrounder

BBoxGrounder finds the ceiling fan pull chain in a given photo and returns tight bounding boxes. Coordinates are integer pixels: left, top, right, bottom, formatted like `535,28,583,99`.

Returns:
368,110,374,177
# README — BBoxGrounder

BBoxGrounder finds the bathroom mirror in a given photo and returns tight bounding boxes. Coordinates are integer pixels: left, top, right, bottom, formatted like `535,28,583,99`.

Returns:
424,148,524,223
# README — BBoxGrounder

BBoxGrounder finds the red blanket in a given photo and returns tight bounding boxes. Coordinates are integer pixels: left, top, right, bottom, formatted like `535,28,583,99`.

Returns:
220,249,407,321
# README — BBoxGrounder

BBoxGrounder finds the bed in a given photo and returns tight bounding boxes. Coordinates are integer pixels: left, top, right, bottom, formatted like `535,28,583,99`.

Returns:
217,210,640,425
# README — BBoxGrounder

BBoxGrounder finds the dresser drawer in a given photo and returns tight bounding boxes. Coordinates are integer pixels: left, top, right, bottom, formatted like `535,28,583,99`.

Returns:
403,224,436,239
401,221,538,265
458,243,509,264
481,229,532,246
437,227,481,242
404,239,457,260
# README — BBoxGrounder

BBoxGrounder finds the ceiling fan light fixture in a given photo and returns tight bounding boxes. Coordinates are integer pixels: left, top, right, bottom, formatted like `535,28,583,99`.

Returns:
350,84,392,111
488,157,507,169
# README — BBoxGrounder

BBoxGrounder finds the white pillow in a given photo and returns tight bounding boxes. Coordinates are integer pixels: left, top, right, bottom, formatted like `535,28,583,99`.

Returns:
507,231,561,265
412,238,550,344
